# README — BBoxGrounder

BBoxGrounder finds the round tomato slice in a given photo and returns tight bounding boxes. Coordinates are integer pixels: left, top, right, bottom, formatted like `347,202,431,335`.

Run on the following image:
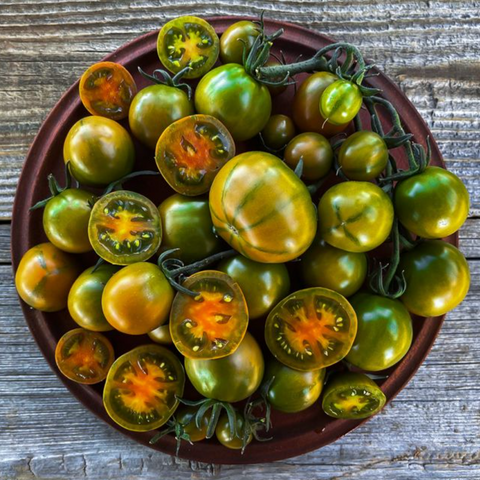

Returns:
322,372,386,420
155,114,235,196
103,345,185,432
88,191,162,265
55,328,114,384
170,270,248,359
79,62,137,120
265,288,357,371
157,16,219,79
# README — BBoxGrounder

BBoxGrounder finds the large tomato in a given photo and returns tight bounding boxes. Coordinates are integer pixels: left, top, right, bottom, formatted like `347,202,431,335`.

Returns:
209,152,317,263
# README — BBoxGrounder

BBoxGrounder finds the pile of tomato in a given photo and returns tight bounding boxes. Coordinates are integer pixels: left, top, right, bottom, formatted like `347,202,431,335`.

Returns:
15,15,471,454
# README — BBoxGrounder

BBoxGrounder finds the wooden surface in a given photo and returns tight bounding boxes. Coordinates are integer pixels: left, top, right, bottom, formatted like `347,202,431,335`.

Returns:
1,1,479,479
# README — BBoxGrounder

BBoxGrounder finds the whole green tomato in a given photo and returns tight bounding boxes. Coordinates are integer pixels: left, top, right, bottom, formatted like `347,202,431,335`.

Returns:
63,116,135,186
346,293,413,371
264,357,325,413
194,64,272,141
400,240,470,317
128,85,193,150
68,264,120,332
338,131,389,180
216,412,252,450
158,194,224,264
220,20,259,64
261,114,296,150
217,255,290,319
148,324,173,345
43,188,95,253
176,406,210,443
185,332,264,403
300,236,367,297
395,166,469,239
320,80,363,125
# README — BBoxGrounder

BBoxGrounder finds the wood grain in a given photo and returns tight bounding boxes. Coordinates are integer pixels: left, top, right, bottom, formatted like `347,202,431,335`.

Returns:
2,1,480,478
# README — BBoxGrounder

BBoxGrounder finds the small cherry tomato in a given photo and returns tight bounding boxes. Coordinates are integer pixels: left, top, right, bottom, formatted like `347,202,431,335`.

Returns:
148,324,173,345
300,236,367,297
63,116,135,186
217,255,290,320
158,194,224,264
209,152,317,263
157,16,219,79
55,328,114,384
103,345,185,432
155,114,235,196
400,240,470,317
264,357,325,413
43,188,95,253
261,114,296,150
88,190,162,265
220,20,259,64
293,72,349,136
79,62,137,120
68,265,120,332
102,263,174,335
185,332,264,403
395,167,470,239
129,84,194,150
15,242,80,312
175,405,210,442
195,64,272,141
216,413,252,450
320,80,363,126
265,287,357,371
346,293,413,371
318,181,394,253
322,372,386,419
338,131,389,180
284,132,333,181
170,270,248,359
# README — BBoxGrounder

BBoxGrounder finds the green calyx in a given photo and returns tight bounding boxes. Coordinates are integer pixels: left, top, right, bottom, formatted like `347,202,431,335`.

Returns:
138,66,193,100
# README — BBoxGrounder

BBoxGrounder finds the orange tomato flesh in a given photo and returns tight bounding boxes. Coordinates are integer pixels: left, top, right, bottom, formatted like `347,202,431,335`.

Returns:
100,209,153,243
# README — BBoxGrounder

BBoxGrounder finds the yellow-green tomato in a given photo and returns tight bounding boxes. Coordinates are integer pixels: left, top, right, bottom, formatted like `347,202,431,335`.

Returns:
264,357,325,413
300,236,367,297
217,255,290,319
68,264,120,332
320,80,363,125
158,194,224,264
220,20,260,64
215,413,252,450
148,324,173,345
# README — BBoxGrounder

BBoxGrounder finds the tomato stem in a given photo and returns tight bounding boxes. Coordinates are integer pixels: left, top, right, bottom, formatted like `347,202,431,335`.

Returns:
102,170,161,196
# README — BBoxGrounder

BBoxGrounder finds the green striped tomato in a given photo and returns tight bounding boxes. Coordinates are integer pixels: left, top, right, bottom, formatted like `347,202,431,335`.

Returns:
209,152,317,263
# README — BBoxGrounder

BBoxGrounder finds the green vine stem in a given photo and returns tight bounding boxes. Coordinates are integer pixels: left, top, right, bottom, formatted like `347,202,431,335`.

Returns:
138,66,193,99
30,162,74,210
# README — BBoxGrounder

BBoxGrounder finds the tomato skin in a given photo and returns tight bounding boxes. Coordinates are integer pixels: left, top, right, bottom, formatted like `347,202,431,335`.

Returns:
346,293,413,371
55,328,115,384
220,20,259,64
176,406,209,442
15,242,80,312
216,413,252,450
194,64,272,142
217,255,290,320
293,72,349,136
284,132,333,181
264,357,325,413
261,114,296,150
43,188,94,254
318,181,394,253
102,263,174,335
300,236,367,297
185,332,264,403
158,194,224,264
338,131,389,181
63,116,135,186
209,152,317,263
395,167,470,239
68,265,120,332
320,80,363,126
399,240,470,317
128,85,194,150
148,324,173,345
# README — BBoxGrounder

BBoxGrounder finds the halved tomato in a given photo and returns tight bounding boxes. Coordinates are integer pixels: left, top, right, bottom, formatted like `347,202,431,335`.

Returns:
265,288,357,371
79,61,137,120
88,191,162,265
103,345,185,432
155,114,235,196
55,328,114,384
169,270,248,359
